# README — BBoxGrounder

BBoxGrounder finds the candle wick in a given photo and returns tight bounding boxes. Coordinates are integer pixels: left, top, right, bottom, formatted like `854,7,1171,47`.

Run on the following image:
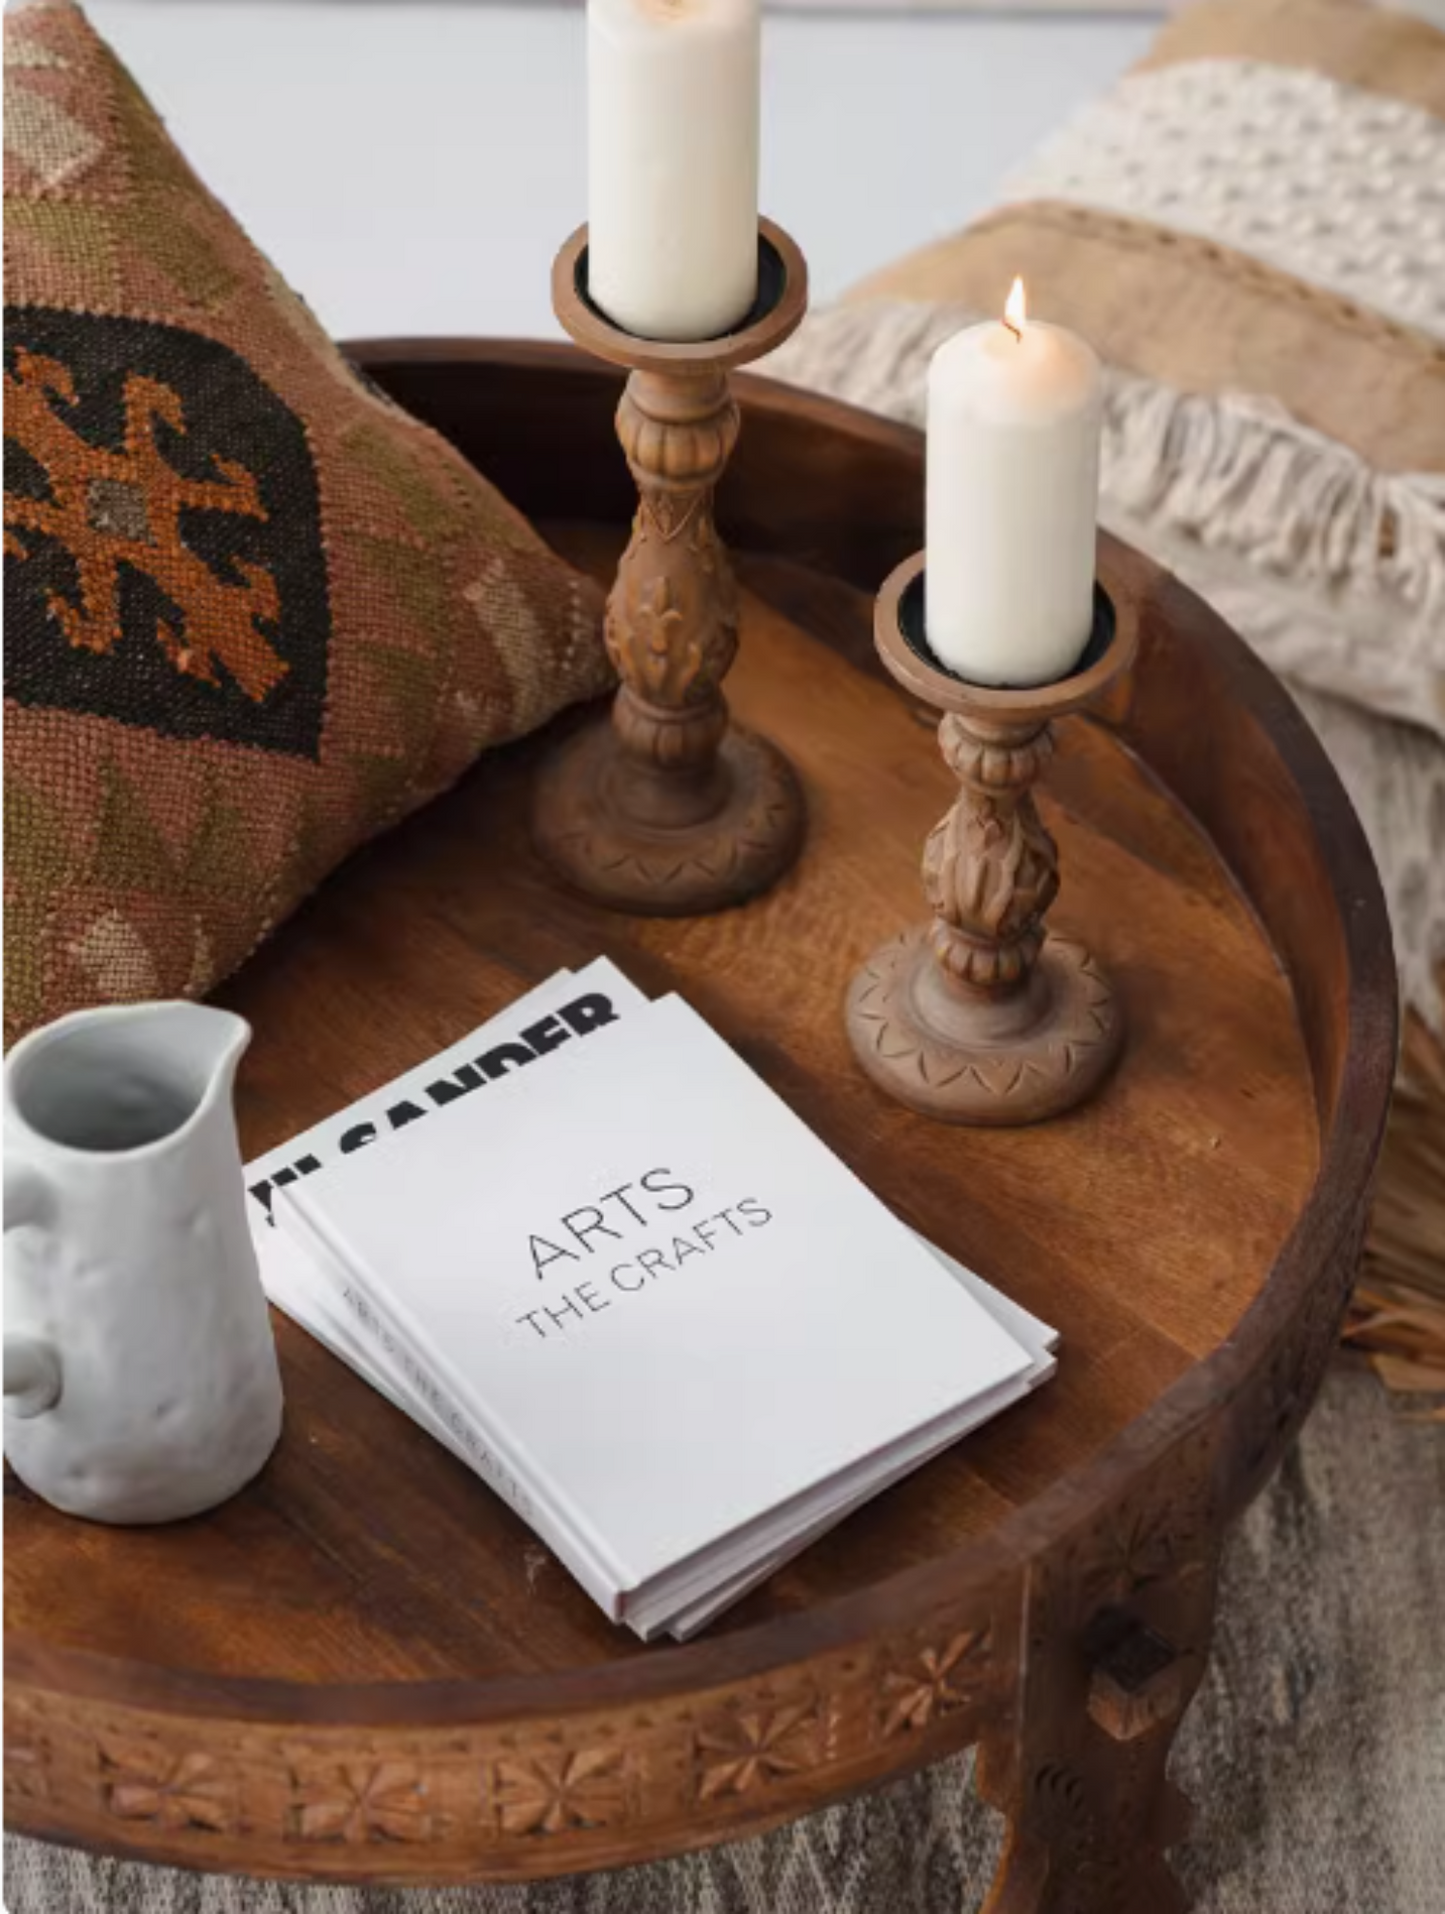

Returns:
1002,316,1022,344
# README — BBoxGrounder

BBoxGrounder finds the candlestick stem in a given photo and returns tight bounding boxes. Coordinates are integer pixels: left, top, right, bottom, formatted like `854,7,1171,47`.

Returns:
605,367,739,827
925,710,1058,994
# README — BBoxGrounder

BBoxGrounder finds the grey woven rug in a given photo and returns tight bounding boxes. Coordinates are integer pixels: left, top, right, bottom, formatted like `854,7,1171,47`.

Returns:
7,1363,1444,1914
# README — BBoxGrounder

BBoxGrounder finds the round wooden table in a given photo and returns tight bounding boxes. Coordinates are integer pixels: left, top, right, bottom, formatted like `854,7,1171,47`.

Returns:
4,346,1396,1913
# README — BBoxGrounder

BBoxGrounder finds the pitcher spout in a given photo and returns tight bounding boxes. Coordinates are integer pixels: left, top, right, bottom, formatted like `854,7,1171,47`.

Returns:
120,1004,252,1142
166,1004,252,1111
5,1001,253,1161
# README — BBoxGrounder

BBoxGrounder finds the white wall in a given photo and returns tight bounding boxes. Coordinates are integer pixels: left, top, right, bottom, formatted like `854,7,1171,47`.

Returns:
88,2,1155,340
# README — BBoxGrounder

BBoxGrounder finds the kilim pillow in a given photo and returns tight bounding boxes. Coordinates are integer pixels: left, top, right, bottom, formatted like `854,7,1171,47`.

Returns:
3,0,612,1046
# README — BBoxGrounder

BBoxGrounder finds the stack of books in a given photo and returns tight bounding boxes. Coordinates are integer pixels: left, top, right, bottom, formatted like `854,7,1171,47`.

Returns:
247,959,1056,1639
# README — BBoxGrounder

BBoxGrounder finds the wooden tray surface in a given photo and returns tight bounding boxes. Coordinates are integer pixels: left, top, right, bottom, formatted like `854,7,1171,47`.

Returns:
4,344,1395,1884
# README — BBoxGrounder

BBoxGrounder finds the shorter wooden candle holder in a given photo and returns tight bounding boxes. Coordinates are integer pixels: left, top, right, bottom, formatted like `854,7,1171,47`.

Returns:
847,554,1137,1126
532,221,809,915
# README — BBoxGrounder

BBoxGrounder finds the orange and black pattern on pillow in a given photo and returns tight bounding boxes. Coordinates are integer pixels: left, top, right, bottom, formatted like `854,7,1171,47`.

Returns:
3,0,610,1044
6,314,333,755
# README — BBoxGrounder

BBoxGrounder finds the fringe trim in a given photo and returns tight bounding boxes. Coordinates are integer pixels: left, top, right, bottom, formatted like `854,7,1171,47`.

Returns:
1104,381,1445,623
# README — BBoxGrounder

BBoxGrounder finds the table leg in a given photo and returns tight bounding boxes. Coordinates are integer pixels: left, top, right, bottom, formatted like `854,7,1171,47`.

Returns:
977,1443,1222,1914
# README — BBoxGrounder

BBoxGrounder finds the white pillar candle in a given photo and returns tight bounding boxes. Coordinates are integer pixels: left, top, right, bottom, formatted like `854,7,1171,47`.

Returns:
587,0,761,343
925,281,1103,686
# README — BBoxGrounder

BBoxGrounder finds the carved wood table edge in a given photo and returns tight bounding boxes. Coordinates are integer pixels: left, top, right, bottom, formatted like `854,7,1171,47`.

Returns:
3,344,1398,1908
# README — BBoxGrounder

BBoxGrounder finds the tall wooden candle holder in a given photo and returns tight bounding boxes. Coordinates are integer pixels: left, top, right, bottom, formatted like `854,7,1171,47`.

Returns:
532,221,809,915
847,553,1138,1126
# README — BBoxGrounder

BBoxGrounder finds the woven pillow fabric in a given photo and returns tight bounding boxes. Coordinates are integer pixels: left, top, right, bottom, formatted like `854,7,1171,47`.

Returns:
3,0,611,1046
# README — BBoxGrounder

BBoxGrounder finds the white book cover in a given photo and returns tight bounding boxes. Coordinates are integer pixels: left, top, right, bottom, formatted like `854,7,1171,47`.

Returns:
248,961,1056,1634
277,993,1037,1617
270,1124,1055,1635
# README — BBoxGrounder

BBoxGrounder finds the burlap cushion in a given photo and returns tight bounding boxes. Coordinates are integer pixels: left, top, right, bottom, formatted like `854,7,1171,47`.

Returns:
2,0,611,1046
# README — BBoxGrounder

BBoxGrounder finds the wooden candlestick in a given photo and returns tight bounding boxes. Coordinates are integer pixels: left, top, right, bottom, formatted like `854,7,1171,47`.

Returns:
532,221,809,915
847,552,1138,1125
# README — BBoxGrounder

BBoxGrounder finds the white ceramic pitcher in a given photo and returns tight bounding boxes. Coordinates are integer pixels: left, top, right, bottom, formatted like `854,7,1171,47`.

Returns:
4,1002,283,1523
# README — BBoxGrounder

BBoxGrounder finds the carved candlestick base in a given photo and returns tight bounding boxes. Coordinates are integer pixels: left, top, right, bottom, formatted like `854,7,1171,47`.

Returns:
847,554,1137,1126
532,222,809,916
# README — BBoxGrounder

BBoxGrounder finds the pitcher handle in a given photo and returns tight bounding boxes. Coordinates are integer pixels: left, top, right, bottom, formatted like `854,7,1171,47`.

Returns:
5,1159,63,1419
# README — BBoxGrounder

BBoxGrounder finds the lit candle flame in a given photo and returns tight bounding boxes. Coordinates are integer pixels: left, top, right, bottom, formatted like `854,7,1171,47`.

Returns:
1003,276,1027,342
